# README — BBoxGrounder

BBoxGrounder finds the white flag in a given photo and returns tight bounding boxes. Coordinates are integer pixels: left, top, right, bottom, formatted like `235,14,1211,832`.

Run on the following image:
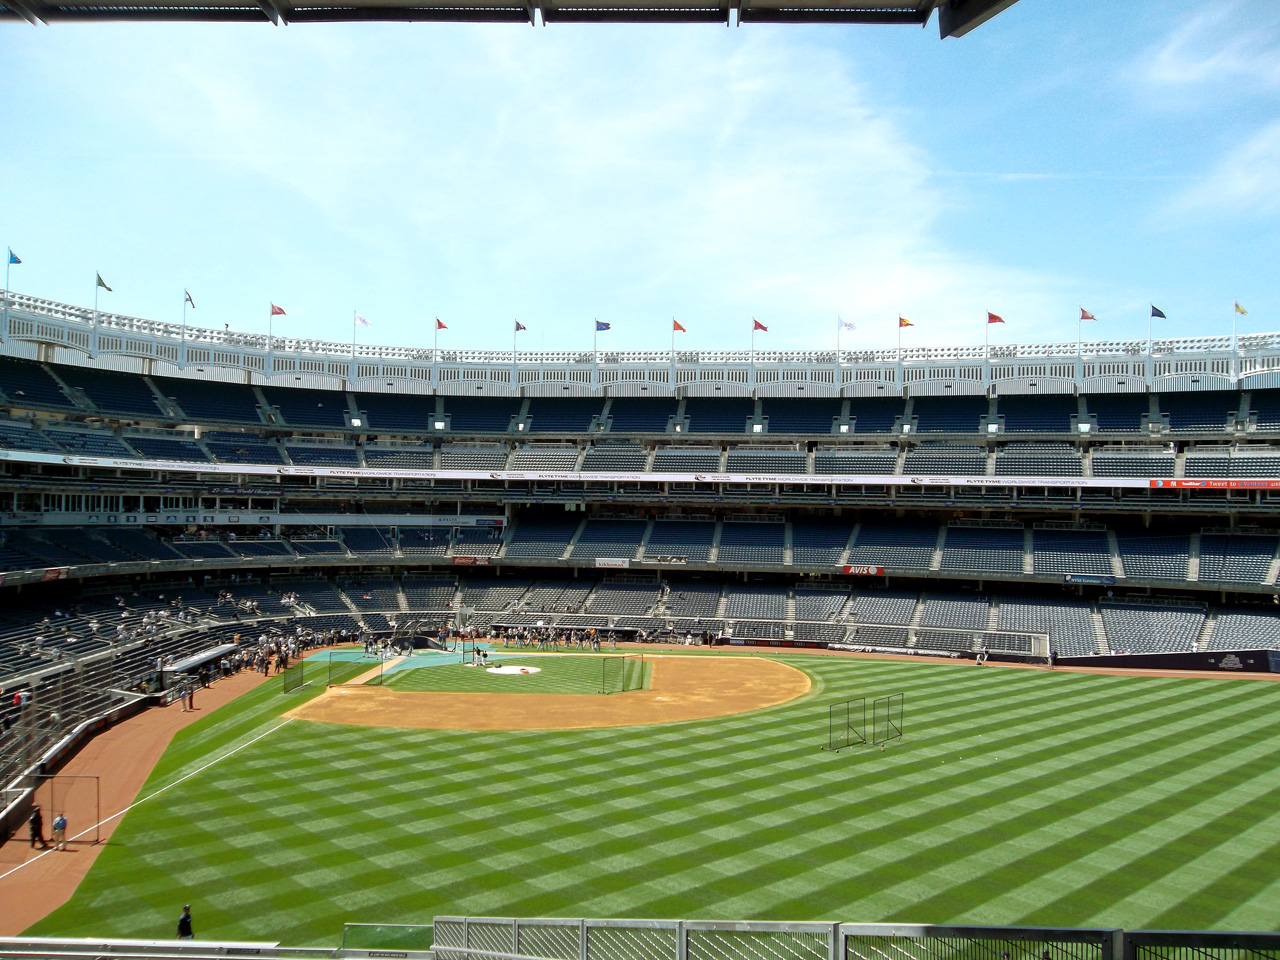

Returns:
354,313,370,327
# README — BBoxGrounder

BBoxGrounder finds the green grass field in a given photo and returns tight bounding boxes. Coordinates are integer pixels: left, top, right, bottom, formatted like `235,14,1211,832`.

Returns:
384,654,650,695
26,654,1280,945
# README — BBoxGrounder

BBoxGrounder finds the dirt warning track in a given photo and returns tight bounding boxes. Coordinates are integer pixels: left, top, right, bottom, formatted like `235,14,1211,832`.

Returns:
286,655,811,730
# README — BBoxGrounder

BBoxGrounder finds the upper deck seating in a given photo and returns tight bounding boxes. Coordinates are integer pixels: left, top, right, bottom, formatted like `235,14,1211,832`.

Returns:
1116,535,1191,580
994,443,1084,476
848,397,904,433
725,448,807,474
53,367,163,418
355,392,436,432
912,396,987,433
581,444,647,472
504,517,580,559
646,520,715,561
286,445,361,466
527,398,601,433
814,450,897,475
997,394,1077,432
260,386,350,429
652,448,720,473
440,445,508,470
607,398,677,433
792,520,854,566
570,519,646,561
365,447,435,468
903,444,986,475
0,358,75,409
1160,391,1237,432
442,397,520,433
717,522,785,565
940,526,1024,573
685,398,752,434
846,523,935,570
127,435,210,462
761,399,841,434
157,375,262,424
1086,393,1149,432
509,447,579,471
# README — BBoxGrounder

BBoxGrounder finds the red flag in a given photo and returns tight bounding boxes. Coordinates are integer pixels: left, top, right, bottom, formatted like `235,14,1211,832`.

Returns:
753,319,768,332
899,316,913,328
1080,308,1097,321
436,318,447,330
987,312,1004,324
270,303,286,316
673,320,686,333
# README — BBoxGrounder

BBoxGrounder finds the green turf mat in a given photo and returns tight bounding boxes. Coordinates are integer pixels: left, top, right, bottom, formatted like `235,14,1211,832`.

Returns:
384,655,646,695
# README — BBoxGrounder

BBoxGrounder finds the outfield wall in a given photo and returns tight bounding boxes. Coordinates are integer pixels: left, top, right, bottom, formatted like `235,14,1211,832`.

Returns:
1060,648,1280,674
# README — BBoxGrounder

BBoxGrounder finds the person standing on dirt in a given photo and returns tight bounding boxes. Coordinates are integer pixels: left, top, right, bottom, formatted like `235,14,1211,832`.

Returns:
177,905,194,940
28,805,49,849
52,811,68,850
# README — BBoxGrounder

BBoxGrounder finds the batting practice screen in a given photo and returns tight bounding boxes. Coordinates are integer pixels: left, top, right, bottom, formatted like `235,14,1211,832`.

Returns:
872,693,904,745
824,697,866,751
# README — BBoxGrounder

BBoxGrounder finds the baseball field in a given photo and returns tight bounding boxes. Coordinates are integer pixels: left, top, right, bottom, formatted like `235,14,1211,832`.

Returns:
22,650,1280,944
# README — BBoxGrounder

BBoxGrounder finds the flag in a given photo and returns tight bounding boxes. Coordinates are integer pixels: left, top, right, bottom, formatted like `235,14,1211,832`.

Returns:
841,320,857,331
7,250,19,265
1235,301,1248,316
515,321,526,332
596,321,610,331
673,320,686,333
987,312,1005,324
185,290,196,309
1151,305,1166,319
753,319,768,332
1080,308,1097,321
355,313,370,327
96,273,112,292
271,303,286,316
899,316,913,328
436,318,447,330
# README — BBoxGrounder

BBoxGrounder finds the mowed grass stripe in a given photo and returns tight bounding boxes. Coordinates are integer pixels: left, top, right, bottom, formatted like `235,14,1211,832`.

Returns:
385,656,627,695
27,657,1280,946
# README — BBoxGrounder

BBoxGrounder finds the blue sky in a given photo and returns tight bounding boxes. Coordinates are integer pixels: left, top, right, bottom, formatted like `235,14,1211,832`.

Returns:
1,2,1278,354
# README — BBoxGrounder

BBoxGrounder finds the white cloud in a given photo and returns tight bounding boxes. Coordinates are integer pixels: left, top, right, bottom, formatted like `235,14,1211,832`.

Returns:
1171,119,1280,218
1138,3,1280,94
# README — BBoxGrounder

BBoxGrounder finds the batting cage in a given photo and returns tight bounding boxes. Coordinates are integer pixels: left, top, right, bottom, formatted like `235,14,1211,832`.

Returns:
31,774,100,845
872,693,904,746
823,697,866,751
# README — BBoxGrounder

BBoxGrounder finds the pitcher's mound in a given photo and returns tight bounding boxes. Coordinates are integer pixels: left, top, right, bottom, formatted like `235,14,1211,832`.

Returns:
286,655,810,731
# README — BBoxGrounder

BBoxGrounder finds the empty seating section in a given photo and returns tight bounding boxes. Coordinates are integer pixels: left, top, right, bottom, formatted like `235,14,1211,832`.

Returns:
1185,451,1280,477
1198,535,1277,584
847,523,935,570
998,598,1096,657
912,396,987,433
653,448,720,472
1087,394,1148,431
1100,602,1205,653
229,540,291,558
920,593,989,629
646,521,715,561
851,625,910,647
571,519,646,561
791,521,853,566
365,448,435,468
588,583,662,615
504,518,580,559
581,444,647,472
1252,390,1280,431
718,522,784,564
127,435,209,461
0,358,74,408
172,539,235,559
814,450,897,475
287,538,347,556
848,591,918,625
904,444,986,475
157,376,261,423
684,398,752,433
401,577,457,608
339,527,397,557
1161,391,1236,431
914,630,975,653
0,419,60,452
847,398,904,434
56,367,162,418
663,584,721,617
44,428,133,458
527,398,601,433
998,394,1076,432
994,443,1084,476
1117,535,1191,580
762,399,840,433
524,580,591,612
732,621,785,639
509,447,579,471
793,622,848,642
205,432,282,464
941,526,1024,573
100,529,185,561
285,445,361,466
346,579,400,611
1208,610,1280,650
356,393,437,432
607,399,677,433
452,528,504,557
1031,529,1113,575
459,579,531,610
1091,450,1175,477
725,449,807,474
260,386,349,428
399,527,452,558
724,588,786,620
440,446,508,470
443,397,519,433
794,588,847,621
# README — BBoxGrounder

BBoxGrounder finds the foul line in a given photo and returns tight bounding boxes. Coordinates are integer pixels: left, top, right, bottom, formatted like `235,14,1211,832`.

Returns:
0,718,295,882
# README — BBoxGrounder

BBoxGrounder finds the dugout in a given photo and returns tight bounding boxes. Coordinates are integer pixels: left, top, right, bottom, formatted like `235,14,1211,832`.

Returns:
159,642,240,690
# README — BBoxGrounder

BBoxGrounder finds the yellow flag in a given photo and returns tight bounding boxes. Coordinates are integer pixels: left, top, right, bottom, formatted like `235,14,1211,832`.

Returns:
1235,301,1248,315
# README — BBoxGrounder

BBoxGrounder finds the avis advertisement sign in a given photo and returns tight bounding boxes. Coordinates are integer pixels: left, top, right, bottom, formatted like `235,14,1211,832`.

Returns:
842,565,885,576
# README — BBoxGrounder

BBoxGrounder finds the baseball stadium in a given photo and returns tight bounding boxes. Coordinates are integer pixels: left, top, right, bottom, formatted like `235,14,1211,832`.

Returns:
4,4,1280,960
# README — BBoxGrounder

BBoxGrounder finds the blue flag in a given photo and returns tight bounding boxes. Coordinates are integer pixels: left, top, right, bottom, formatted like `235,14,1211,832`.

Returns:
596,321,610,331
515,321,526,332
1150,305,1166,319
7,249,19,265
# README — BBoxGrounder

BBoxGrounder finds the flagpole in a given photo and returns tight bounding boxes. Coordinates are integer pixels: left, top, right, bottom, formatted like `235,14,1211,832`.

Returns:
836,316,841,357
93,273,99,356
352,310,357,359
751,319,755,367
181,292,188,369
2,250,10,344
513,321,517,365
434,318,439,363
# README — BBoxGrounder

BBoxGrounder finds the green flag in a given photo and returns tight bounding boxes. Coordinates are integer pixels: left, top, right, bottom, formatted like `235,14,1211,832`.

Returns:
96,273,112,292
